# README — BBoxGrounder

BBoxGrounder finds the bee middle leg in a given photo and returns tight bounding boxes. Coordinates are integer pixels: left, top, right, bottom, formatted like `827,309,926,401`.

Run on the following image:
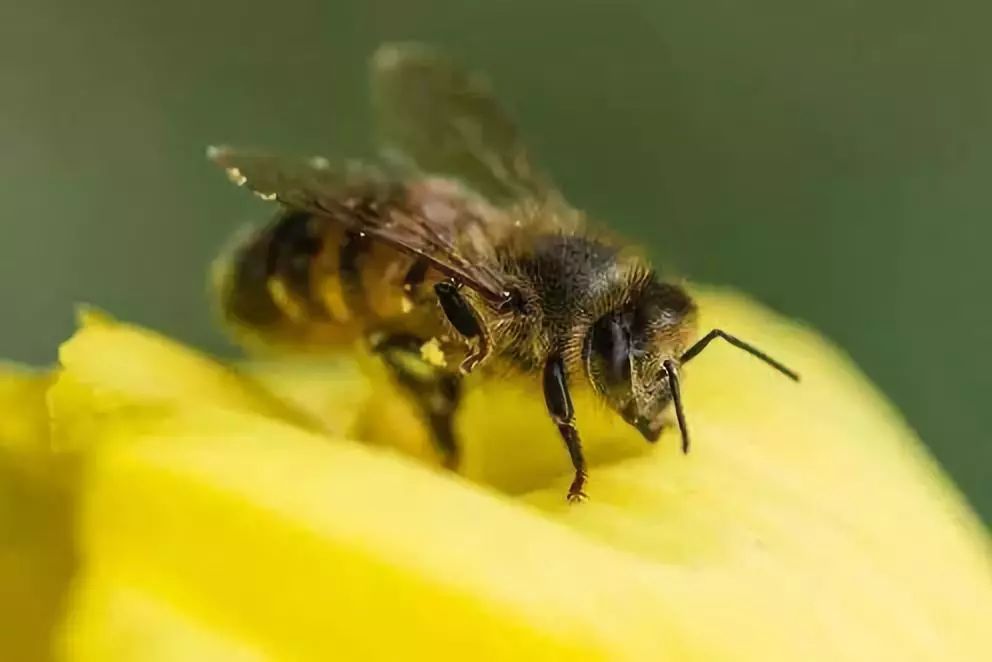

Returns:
368,332,463,469
434,280,489,374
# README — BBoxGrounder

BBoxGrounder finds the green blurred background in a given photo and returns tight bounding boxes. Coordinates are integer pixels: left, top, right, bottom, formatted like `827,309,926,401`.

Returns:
1,1,988,522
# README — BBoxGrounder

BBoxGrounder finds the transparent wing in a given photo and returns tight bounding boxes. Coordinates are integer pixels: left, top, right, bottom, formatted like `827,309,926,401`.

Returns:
209,146,516,306
370,42,565,209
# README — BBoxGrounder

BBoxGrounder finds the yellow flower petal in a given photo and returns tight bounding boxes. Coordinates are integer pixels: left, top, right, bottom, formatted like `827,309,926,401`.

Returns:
245,356,374,441
65,583,267,662
61,408,682,660
0,364,54,476
53,290,991,660
0,365,76,662
49,309,321,452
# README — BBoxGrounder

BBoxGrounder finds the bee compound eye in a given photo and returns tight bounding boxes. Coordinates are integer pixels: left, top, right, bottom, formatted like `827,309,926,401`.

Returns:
589,314,631,386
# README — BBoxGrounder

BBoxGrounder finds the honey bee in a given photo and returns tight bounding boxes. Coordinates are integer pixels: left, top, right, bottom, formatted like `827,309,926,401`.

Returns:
209,43,799,502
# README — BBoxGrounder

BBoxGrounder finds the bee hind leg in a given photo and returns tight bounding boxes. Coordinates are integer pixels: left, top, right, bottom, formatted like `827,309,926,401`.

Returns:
369,332,462,469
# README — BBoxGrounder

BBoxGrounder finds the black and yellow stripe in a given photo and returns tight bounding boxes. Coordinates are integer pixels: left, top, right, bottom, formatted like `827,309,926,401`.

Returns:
216,209,442,351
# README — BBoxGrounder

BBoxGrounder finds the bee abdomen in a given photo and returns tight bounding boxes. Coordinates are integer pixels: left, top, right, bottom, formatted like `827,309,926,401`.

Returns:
216,209,430,350
217,219,285,329
338,229,374,317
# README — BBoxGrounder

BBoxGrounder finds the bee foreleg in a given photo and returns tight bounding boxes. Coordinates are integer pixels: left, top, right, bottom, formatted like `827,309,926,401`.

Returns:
543,355,588,503
434,280,490,374
369,332,462,468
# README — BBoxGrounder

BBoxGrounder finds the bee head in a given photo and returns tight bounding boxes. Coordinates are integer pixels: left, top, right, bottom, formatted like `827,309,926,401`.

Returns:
582,279,696,442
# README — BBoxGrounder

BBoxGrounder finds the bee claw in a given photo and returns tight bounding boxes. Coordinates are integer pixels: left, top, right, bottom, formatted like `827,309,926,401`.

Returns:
566,489,588,504
459,352,483,374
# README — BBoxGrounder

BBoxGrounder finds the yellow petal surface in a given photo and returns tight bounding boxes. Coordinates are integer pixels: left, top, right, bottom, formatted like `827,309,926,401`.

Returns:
49,309,321,452
48,290,992,661
0,364,54,477
0,366,76,662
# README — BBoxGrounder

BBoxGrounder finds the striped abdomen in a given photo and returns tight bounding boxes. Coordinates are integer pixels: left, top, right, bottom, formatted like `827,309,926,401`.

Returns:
215,210,441,351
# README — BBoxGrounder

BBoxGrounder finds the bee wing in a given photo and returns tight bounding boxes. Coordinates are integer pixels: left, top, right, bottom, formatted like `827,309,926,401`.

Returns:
370,43,571,215
209,146,516,306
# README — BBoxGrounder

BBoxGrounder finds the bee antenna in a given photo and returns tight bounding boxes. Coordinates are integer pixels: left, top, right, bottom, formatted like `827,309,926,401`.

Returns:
663,359,690,454
680,329,800,382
